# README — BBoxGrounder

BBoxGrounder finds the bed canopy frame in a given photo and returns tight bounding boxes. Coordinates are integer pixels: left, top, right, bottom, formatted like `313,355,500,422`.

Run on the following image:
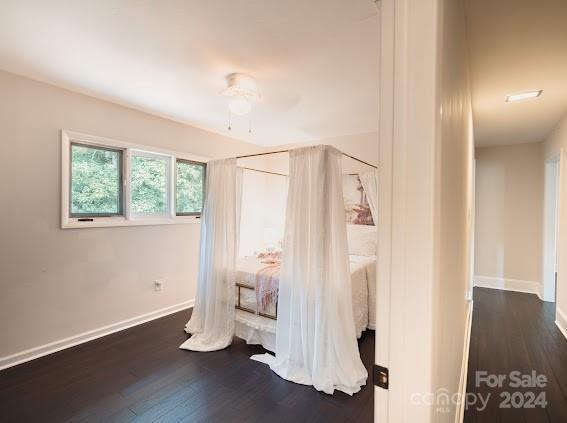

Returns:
236,147,378,177
181,144,379,396
234,146,378,321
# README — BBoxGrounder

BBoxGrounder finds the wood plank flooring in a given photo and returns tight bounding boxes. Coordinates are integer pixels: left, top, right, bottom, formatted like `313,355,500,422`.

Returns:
0,310,374,422
465,287,567,422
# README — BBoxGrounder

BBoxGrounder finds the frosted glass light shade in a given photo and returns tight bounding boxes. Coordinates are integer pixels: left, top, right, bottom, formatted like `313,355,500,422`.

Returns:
229,97,252,115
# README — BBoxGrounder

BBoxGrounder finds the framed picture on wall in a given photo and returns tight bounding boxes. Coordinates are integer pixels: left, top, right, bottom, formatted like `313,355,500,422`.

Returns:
343,175,374,226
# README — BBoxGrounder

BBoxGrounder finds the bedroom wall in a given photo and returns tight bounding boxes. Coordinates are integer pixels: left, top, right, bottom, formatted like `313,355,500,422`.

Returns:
0,70,262,362
474,143,544,291
238,133,377,257
543,113,567,334
262,132,379,176
239,170,287,256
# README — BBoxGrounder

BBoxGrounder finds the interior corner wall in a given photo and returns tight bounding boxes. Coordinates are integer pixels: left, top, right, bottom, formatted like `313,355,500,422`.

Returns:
377,0,443,420
0,70,261,360
431,0,475,421
473,143,544,289
543,114,567,331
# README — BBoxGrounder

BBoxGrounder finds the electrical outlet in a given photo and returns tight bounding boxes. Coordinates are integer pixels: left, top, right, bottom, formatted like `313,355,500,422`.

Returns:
154,280,164,291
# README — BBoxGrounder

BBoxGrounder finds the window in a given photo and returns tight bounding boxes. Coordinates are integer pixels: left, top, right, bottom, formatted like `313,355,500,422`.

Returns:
70,143,123,217
130,152,171,217
61,130,207,228
176,159,205,216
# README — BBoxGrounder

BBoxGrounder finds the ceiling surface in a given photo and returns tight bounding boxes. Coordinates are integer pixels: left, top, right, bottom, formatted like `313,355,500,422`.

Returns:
0,0,379,146
465,0,567,147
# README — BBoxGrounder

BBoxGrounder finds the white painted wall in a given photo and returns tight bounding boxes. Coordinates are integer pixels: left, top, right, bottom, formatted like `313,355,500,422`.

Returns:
473,143,544,294
431,0,475,420
239,170,287,257
0,70,261,360
375,0,473,421
543,114,567,334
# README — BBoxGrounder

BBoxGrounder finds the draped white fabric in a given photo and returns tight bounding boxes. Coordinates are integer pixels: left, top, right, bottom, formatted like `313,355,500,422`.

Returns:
180,158,240,352
359,170,379,225
236,167,243,254
252,145,368,395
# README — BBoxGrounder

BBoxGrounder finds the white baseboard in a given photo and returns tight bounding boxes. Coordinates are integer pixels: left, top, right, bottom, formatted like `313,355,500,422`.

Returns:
474,275,541,298
455,300,473,423
0,300,194,371
556,307,567,341
537,284,545,301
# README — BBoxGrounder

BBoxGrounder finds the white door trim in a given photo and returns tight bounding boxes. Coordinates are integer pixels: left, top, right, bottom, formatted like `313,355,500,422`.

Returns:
542,152,561,302
376,0,439,422
375,0,393,420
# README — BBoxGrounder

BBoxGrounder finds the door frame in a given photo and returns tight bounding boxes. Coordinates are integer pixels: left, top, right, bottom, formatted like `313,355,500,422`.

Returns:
376,0,440,421
542,151,562,302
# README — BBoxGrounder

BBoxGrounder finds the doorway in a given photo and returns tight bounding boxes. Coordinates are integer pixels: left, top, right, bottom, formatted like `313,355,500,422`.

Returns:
542,154,560,302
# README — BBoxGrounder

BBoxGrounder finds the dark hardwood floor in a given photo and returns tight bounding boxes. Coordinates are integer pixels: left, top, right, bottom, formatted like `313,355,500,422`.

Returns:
465,287,567,422
0,310,374,422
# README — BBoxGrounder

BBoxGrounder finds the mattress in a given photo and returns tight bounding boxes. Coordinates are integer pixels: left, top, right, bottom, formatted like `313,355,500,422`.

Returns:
234,255,376,351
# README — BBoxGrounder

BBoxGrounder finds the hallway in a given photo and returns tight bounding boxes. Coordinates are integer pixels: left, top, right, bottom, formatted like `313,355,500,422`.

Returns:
465,288,567,422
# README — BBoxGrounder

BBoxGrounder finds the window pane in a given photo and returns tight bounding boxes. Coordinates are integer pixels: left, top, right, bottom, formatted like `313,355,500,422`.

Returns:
176,161,205,215
131,155,168,215
71,144,122,215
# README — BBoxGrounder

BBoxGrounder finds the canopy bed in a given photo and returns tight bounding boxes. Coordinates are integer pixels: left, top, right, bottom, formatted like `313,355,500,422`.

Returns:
180,145,378,395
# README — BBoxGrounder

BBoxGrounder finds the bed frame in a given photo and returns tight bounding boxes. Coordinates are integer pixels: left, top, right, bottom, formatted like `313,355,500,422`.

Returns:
235,282,278,320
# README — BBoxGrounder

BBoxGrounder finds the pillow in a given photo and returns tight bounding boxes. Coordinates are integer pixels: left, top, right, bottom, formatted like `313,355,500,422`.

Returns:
347,224,377,256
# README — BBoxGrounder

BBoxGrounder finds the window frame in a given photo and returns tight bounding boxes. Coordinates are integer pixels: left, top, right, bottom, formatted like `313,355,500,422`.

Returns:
175,158,207,217
69,142,125,218
61,130,208,229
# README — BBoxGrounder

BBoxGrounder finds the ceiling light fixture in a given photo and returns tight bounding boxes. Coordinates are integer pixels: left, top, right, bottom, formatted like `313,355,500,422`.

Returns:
505,90,543,103
228,97,252,116
222,73,259,117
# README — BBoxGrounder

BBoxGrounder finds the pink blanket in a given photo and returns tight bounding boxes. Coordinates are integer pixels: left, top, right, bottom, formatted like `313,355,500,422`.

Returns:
255,263,280,314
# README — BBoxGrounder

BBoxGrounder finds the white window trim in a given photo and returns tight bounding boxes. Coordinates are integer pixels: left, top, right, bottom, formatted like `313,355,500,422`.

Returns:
61,130,208,229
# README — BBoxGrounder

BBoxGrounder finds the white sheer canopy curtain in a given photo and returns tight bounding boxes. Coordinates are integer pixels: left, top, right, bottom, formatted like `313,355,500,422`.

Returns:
359,170,378,224
180,158,241,352
252,145,368,395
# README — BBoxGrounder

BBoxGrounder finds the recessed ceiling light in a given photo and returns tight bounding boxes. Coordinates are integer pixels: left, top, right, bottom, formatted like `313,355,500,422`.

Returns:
505,90,542,102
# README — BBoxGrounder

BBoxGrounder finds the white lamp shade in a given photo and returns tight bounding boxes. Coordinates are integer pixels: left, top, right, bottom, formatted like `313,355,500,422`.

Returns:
228,97,252,116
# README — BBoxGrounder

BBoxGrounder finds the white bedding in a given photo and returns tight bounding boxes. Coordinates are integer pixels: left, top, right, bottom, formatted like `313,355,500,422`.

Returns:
236,256,275,287
350,255,376,330
235,255,376,352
